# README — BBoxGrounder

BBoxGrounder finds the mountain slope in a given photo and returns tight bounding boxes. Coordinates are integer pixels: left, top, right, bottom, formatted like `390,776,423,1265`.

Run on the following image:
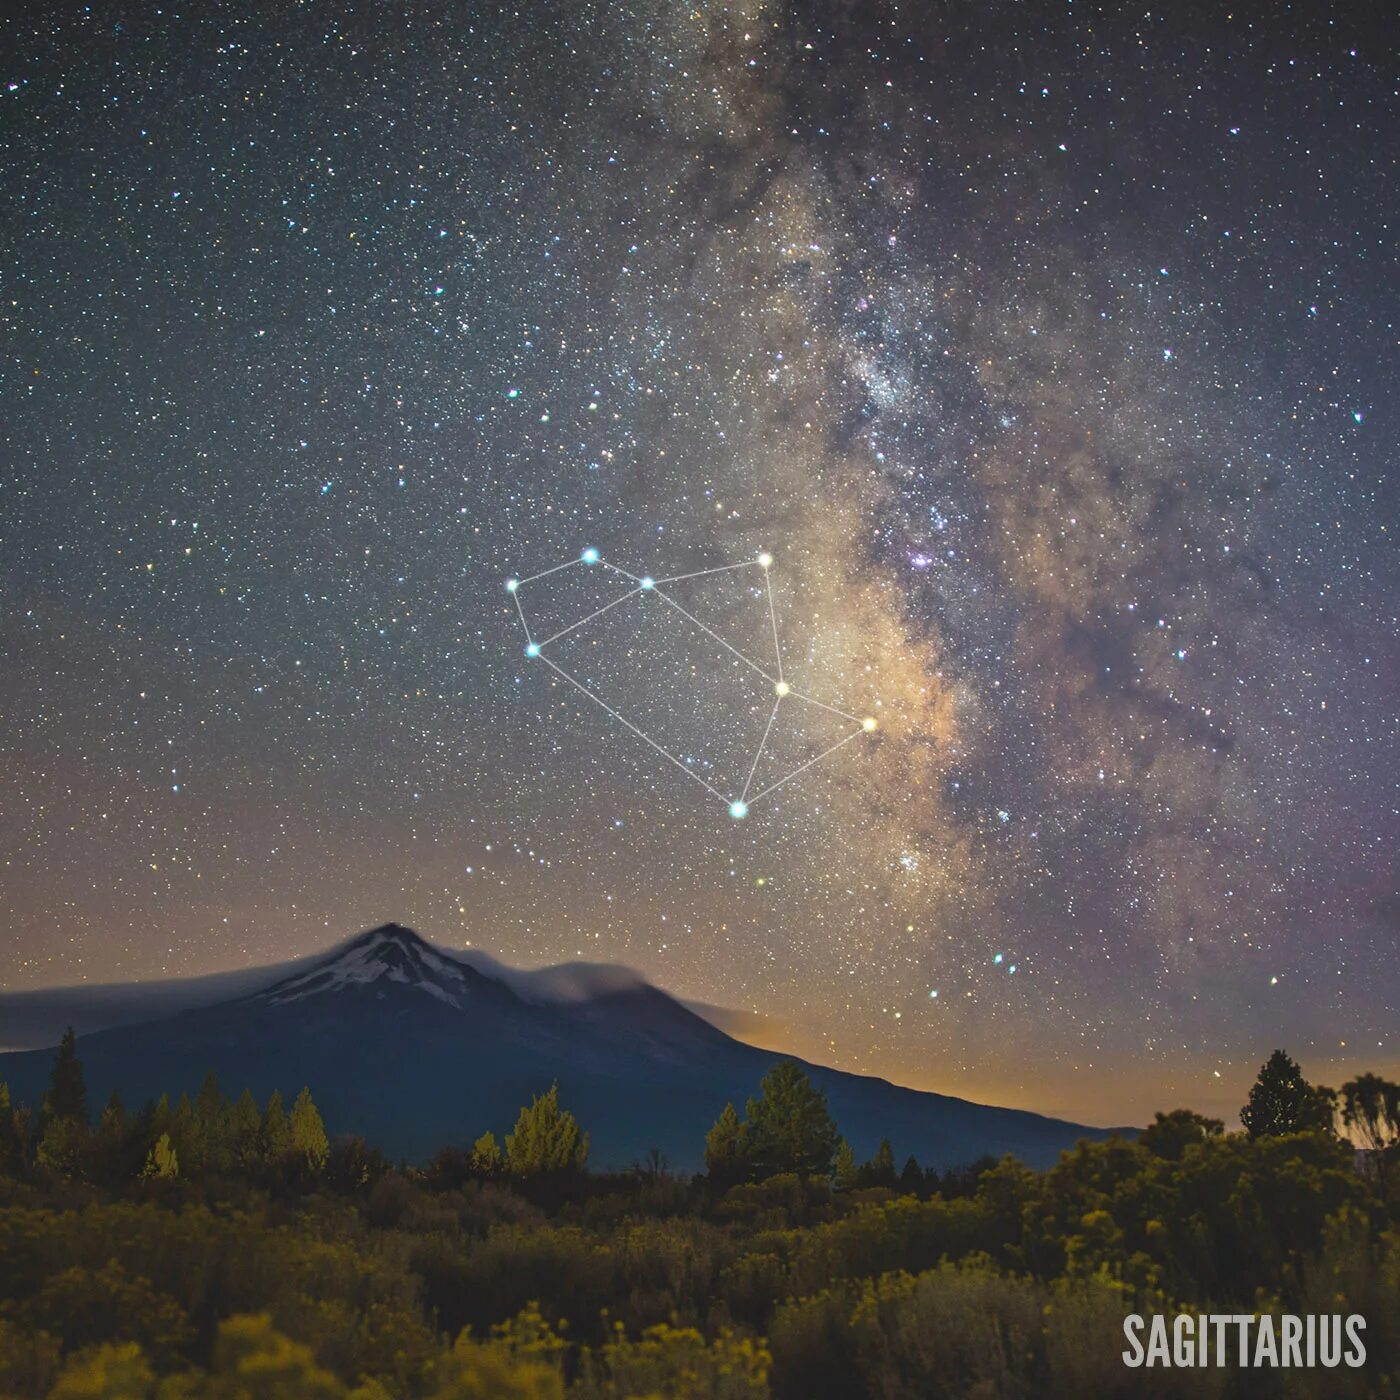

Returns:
0,924,1127,1169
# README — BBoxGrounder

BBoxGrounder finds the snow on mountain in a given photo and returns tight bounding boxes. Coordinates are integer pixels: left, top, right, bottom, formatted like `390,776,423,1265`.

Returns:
255,923,479,1008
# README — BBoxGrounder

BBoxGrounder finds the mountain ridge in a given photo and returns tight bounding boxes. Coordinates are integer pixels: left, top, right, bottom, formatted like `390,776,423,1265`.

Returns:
0,923,1133,1170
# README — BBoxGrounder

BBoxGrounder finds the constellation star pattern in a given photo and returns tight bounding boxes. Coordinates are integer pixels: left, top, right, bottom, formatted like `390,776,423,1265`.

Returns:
507,550,877,817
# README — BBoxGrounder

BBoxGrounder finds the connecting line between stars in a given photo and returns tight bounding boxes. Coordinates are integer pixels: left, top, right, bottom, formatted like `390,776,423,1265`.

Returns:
506,549,878,817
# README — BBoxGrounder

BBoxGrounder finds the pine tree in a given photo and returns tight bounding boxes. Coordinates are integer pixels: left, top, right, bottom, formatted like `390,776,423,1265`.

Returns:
195,1071,231,1172
899,1154,924,1195
42,1027,87,1127
832,1137,858,1190
744,1062,840,1179
0,1082,28,1175
171,1093,198,1171
230,1088,262,1167
704,1102,751,1185
289,1087,329,1171
470,1131,504,1175
91,1092,134,1184
504,1084,589,1176
863,1138,897,1187
1241,1050,1334,1138
143,1132,179,1179
261,1089,292,1161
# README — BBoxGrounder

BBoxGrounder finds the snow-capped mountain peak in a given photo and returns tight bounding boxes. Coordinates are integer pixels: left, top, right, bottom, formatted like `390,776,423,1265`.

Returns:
257,923,477,1008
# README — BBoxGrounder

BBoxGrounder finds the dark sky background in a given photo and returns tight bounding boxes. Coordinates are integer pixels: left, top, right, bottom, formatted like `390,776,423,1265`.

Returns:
2,1,1396,1124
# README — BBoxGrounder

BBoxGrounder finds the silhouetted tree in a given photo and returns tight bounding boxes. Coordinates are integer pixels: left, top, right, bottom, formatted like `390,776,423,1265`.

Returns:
899,1154,924,1195
325,1135,390,1192
90,1092,140,1184
1139,1108,1225,1161
504,1085,588,1176
704,1102,750,1185
42,1027,87,1127
632,1147,671,1184
194,1071,231,1172
1341,1073,1400,1171
229,1089,262,1168
861,1138,897,1188
743,1062,839,1178
1241,1050,1334,1138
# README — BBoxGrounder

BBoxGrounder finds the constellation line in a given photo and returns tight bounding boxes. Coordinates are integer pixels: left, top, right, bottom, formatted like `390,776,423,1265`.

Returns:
517,558,581,587
535,587,641,647
746,728,865,806
536,654,727,802
508,549,877,818
651,591,778,684
742,698,782,803
655,561,763,585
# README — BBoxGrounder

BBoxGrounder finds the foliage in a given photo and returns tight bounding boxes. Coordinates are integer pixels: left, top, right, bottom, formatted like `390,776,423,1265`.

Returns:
504,1085,589,1177
0,1048,1398,1396
1240,1049,1334,1138
470,1131,504,1176
744,1063,839,1180
831,1139,857,1191
289,1088,330,1172
143,1134,179,1181
1137,1108,1223,1161
703,1103,749,1185
42,1029,87,1129
1341,1072,1400,1164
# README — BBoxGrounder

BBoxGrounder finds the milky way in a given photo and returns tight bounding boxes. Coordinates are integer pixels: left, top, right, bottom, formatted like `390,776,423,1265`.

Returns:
2,1,1395,1122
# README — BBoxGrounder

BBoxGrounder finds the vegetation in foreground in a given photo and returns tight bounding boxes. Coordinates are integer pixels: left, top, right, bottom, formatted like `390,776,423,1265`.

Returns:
1,1037,1398,1398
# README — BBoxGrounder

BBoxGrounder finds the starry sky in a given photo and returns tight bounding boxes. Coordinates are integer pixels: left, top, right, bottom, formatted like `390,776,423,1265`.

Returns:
3,0,1396,1125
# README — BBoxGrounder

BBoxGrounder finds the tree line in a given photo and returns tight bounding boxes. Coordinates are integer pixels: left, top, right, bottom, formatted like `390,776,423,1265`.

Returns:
1,1036,1398,1396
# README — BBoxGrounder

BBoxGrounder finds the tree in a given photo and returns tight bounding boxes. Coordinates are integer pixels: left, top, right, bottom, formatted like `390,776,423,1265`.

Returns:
504,1084,588,1176
42,1027,87,1127
90,1092,138,1184
832,1137,858,1190
899,1154,924,1195
1139,1108,1224,1161
0,1082,28,1175
143,1132,179,1179
743,1062,839,1179
261,1089,292,1161
195,1070,231,1172
1340,1073,1400,1168
230,1088,262,1167
862,1138,897,1188
468,1131,502,1176
290,1087,330,1171
704,1102,751,1185
1240,1050,1334,1138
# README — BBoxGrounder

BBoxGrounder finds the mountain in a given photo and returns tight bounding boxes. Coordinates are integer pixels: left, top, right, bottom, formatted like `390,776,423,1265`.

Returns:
0,924,1127,1169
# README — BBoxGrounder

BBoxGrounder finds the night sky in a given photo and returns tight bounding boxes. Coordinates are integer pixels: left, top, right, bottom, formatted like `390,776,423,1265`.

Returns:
3,1,1396,1125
